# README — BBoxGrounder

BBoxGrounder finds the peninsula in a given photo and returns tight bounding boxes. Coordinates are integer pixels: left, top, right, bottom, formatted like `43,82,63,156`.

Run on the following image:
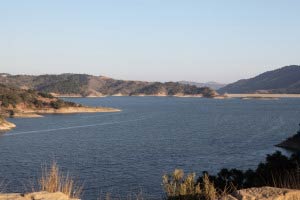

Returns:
0,84,120,131
276,124,300,151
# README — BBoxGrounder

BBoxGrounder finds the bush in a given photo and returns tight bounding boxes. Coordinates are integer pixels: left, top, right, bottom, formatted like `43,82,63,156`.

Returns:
33,99,44,108
162,169,216,200
196,151,300,193
50,100,64,109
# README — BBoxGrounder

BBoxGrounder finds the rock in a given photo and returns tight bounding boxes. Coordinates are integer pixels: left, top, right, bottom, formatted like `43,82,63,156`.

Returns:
0,193,26,200
0,192,79,200
25,191,79,200
223,187,300,200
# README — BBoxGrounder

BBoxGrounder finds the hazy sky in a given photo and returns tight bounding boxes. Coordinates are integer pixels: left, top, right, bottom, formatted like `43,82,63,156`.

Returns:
1,0,300,83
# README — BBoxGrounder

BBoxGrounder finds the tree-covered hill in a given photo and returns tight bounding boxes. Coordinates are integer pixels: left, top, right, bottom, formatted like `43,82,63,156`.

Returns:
0,84,79,115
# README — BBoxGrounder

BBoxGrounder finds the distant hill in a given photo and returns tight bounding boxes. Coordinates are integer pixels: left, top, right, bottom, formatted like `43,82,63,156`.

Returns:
218,65,300,94
179,81,226,90
0,74,217,97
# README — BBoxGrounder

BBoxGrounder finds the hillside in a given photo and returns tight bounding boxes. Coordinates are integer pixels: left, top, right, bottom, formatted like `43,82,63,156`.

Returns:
276,124,300,151
0,74,217,97
0,83,82,116
218,65,300,94
179,81,226,90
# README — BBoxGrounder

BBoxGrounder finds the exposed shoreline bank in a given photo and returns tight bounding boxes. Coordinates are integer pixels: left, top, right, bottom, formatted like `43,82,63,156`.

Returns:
52,93,209,98
0,118,16,131
0,106,121,131
53,93,300,99
225,93,300,98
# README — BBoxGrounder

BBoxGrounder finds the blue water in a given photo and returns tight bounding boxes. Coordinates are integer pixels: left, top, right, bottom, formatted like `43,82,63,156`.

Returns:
1,97,300,199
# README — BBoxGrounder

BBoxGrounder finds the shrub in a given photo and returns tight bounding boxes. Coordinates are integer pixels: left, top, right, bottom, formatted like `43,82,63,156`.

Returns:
196,151,300,193
38,92,54,99
50,100,64,109
162,169,216,200
33,99,44,108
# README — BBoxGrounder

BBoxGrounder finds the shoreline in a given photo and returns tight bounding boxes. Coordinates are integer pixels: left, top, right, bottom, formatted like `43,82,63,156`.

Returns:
54,93,300,99
54,94,205,98
0,106,121,131
225,93,300,98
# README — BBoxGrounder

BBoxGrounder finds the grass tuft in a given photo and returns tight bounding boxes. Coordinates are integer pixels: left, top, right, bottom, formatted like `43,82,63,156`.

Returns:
39,161,83,198
162,169,217,200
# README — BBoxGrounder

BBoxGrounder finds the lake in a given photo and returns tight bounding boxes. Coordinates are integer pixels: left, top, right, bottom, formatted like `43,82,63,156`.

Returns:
1,97,300,199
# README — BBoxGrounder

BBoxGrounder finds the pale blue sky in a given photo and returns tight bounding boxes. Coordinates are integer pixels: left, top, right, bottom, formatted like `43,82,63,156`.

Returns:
1,0,300,83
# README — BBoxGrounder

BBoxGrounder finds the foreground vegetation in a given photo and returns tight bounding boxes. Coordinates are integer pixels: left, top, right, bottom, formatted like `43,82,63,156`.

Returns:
163,170,216,200
163,151,300,200
0,151,299,199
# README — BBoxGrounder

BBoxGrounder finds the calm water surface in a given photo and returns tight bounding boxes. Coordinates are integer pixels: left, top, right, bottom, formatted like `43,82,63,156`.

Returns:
1,97,300,199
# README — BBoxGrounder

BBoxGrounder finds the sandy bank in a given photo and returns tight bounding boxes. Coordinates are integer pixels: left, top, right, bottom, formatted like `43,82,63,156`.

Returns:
12,113,44,118
0,118,16,131
226,93,300,98
13,106,121,116
37,106,120,114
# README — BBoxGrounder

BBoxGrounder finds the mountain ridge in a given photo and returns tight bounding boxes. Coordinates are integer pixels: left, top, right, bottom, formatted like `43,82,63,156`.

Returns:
218,65,300,94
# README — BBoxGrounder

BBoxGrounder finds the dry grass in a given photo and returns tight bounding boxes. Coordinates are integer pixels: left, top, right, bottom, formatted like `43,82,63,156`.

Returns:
162,169,217,200
39,161,83,198
202,174,216,200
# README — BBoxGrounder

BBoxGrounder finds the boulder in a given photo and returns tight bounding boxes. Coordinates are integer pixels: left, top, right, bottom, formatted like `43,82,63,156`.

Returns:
223,187,300,200
0,192,79,200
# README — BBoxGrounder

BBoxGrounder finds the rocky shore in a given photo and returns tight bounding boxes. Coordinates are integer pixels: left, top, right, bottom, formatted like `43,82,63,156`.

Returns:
1,187,300,200
224,186,300,200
